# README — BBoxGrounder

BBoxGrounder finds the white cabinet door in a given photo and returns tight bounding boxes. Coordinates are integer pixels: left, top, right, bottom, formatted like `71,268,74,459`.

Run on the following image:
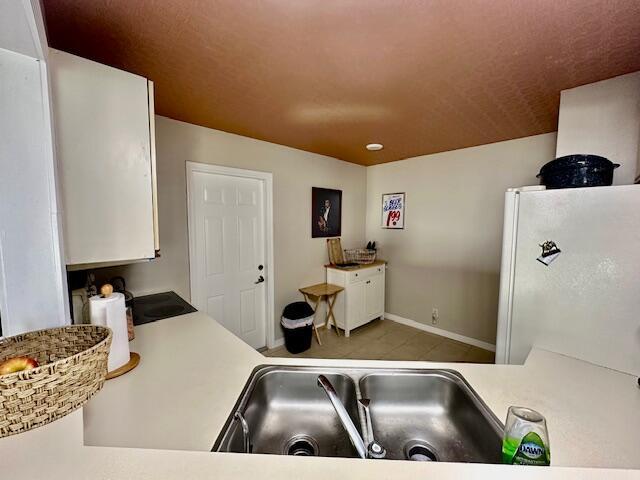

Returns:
365,274,384,317
49,49,156,266
347,281,366,328
0,48,69,336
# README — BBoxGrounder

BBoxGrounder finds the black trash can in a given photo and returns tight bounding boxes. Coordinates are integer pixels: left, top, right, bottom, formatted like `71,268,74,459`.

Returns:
281,301,315,354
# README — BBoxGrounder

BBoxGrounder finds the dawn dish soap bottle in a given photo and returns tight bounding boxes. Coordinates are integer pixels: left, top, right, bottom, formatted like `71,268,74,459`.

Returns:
502,406,551,466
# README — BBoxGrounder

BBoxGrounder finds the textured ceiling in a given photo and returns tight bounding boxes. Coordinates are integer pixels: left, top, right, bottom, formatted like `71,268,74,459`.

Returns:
42,0,640,166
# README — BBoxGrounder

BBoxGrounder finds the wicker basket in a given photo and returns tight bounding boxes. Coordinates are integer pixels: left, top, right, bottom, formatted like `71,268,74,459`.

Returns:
0,325,111,438
344,248,377,264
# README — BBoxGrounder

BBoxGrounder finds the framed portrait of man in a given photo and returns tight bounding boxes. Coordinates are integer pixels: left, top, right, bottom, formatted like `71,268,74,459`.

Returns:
311,187,342,238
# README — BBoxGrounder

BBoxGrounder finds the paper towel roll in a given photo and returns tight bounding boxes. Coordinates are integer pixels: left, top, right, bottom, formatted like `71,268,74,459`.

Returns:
90,292,130,372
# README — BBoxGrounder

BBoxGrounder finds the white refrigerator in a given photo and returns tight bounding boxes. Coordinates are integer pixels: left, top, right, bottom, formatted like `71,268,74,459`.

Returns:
495,185,640,375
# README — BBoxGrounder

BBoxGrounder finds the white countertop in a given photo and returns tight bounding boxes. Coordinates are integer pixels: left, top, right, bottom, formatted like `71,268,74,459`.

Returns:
2,311,640,479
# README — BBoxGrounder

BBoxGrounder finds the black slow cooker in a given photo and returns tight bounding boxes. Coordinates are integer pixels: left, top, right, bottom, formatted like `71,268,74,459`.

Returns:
537,154,620,189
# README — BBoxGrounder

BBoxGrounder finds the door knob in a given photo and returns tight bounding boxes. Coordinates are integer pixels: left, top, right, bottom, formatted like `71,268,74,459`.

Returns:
258,265,264,271
254,275,265,284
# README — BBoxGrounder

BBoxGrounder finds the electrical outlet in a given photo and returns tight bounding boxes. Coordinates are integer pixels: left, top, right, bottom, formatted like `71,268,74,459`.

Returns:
431,308,439,325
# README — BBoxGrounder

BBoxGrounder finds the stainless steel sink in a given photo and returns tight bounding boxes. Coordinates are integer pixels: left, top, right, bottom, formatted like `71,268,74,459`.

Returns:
359,371,502,462
213,367,362,457
213,366,503,463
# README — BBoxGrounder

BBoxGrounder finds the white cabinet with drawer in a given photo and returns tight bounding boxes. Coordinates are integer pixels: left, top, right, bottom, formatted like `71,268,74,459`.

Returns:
49,49,159,268
326,262,385,336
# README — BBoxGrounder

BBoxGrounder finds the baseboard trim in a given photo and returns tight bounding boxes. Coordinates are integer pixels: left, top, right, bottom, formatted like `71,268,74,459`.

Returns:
268,337,285,349
384,312,496,352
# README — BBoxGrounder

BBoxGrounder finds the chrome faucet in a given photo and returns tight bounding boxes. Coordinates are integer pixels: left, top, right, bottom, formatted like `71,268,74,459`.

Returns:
358,398,386,459
317,375,386,459
234,411,251,453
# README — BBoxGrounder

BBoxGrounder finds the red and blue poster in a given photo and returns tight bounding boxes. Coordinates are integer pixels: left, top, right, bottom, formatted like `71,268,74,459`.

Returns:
381,193,405,229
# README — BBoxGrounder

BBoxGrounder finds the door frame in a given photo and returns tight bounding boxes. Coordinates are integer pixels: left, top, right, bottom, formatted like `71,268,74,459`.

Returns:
186,161,275,349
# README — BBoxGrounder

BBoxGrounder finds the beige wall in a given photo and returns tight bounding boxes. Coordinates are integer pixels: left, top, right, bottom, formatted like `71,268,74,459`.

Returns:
556,71,640,185
102,116,367,342
103,117,555,347
86,73,640,350
365,133,557,344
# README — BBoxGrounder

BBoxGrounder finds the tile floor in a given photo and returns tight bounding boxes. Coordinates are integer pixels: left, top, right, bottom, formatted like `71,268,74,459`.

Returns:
263,318,495,363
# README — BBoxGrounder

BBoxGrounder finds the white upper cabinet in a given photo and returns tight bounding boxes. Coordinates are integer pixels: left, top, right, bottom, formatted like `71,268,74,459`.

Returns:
49,49,159,267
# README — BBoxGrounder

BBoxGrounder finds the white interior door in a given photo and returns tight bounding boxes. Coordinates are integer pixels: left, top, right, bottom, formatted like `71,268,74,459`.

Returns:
189,168,267,349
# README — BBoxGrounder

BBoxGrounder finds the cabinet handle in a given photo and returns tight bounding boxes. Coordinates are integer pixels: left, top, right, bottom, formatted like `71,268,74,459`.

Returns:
366,280,371,284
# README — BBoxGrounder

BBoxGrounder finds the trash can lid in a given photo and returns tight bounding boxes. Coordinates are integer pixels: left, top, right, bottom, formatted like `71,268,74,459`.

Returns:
282,301,314,320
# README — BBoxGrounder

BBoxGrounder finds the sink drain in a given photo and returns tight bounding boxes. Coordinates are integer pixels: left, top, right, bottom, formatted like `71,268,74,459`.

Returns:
284,435,319,456
405,441,439,462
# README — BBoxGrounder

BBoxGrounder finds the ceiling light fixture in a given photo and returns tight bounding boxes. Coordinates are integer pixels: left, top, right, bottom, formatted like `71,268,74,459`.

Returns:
366,143,383,151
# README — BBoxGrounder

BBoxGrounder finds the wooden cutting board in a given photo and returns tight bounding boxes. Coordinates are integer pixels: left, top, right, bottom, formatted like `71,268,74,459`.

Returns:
326,238,344,265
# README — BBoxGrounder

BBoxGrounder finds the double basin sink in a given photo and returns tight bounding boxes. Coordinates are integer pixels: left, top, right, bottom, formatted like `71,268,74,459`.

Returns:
213,366,503,463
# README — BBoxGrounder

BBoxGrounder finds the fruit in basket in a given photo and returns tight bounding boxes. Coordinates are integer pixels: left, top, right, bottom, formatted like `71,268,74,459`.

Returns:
0,356,39,375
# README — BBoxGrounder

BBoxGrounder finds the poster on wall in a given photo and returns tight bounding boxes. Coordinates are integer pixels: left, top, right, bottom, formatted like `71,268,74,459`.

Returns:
381,192,405,229
312,187,342,238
